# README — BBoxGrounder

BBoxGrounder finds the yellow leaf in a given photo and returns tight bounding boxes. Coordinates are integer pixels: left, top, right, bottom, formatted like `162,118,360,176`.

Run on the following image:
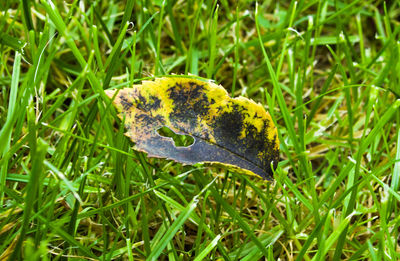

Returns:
106,77,279,179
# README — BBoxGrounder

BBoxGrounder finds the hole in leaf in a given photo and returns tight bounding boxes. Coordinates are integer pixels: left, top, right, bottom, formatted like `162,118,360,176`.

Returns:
157,126,195,147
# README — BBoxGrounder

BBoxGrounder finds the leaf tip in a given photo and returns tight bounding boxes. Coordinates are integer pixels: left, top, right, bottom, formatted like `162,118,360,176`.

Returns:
105,89,116,99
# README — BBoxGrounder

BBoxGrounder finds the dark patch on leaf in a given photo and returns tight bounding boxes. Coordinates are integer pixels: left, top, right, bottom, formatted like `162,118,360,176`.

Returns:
119,94,133,110
212,105,245,148
137,94,162,111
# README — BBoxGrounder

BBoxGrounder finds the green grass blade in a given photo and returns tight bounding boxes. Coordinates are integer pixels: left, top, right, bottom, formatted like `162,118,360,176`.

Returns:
10,138,48,260
207,4,218,79
0,51,21,154
146,199,198,261
0,51,21,204
155,0,166,76
193,234,221,261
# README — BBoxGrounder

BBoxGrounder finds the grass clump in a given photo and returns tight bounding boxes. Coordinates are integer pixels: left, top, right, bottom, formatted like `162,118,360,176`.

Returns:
1,0,399,260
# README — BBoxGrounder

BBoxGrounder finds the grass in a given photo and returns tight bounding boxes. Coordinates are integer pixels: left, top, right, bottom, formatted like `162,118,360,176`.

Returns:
1,0,400,260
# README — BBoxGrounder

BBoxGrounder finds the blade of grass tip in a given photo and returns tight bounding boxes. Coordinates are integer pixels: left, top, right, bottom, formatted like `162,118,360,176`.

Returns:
0,33,26,50
190,48,199,75
9,138,48,260
207,4,218,79
193,235,221,261
362,24,400,74
0,51,21,204
27,29,36,61
146,198,198,261
356,14,366,65
120,0,135,32
9,32,36,143
154,0,166,76
116,12,159,79
0,51,21,153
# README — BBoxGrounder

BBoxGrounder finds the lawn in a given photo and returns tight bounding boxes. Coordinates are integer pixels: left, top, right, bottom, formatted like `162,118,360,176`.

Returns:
1,0,400,260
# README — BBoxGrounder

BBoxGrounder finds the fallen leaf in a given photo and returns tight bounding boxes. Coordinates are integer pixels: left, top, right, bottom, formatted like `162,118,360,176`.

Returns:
106,77,279,179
